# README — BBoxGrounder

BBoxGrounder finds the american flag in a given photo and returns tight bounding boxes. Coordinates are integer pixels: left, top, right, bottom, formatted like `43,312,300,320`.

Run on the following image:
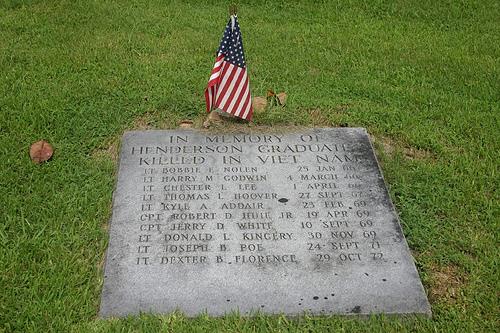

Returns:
205,15,253,120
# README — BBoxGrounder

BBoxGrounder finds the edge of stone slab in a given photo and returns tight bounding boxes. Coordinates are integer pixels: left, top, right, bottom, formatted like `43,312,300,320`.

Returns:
120,126,368,136
362,128,432,317
99,308,432,319
98,131,129,318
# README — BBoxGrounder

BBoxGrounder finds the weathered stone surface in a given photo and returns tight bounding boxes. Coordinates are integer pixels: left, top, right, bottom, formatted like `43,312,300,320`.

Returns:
99,128,431,317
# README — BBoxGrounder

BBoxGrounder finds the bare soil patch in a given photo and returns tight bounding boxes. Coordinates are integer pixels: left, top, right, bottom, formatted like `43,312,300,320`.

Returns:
91,139,119,162
372,135,434,161
429,264,466,304
307,105,350,126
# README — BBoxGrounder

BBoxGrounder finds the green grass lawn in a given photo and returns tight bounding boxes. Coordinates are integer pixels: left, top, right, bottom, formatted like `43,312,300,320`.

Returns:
1,0,499,332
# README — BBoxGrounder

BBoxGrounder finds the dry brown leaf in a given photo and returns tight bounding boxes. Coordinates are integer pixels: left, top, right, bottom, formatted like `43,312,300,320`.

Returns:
252,96,268,113
276,92,287,106
179,120,193,128
30,140,53,164
266,90,276,98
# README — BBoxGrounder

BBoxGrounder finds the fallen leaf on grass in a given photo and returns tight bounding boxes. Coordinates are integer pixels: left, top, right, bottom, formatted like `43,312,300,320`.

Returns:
266,90,287,107
30,140,53,164
276,92,287,106
252,97,268,113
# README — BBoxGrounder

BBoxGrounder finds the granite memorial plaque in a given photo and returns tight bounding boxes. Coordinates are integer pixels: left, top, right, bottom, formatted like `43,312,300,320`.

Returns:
100,128,431,317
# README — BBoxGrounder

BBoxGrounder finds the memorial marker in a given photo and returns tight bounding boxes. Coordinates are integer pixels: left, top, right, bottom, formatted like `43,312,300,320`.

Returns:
99,128,431,317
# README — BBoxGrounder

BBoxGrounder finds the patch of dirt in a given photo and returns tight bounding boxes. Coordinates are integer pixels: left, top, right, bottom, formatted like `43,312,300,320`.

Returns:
130,109,200,130
90,139,119,162
308,67,321,76
429,264,466,304
403,146,433,160
97,241,107,270
307,105,350,127
335,104,350,112
205,121,311,135
371,135,434,161
132,111,157,130
374,135,396,156
308,108,330,126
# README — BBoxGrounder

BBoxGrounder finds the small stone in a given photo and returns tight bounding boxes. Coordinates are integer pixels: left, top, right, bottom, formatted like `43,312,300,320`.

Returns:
179,120,193,128
208,111,221,121
252,97,267,113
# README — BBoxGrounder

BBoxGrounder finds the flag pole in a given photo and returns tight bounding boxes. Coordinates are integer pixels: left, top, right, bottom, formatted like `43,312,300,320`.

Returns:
205,4,253,120
229,4,237,16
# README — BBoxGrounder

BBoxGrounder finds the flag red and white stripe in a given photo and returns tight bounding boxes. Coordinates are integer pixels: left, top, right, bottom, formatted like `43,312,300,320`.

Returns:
205,56,252,120
205,16,253,120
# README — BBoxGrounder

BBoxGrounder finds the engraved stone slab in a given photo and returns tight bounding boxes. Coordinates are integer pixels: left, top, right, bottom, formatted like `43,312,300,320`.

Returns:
99,128,431,317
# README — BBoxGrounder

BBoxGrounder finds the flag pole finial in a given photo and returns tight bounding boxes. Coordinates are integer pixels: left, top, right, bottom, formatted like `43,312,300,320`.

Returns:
229,4,237,16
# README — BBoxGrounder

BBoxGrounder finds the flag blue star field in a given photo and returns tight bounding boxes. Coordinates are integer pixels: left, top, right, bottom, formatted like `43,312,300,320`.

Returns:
205,15,253,120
